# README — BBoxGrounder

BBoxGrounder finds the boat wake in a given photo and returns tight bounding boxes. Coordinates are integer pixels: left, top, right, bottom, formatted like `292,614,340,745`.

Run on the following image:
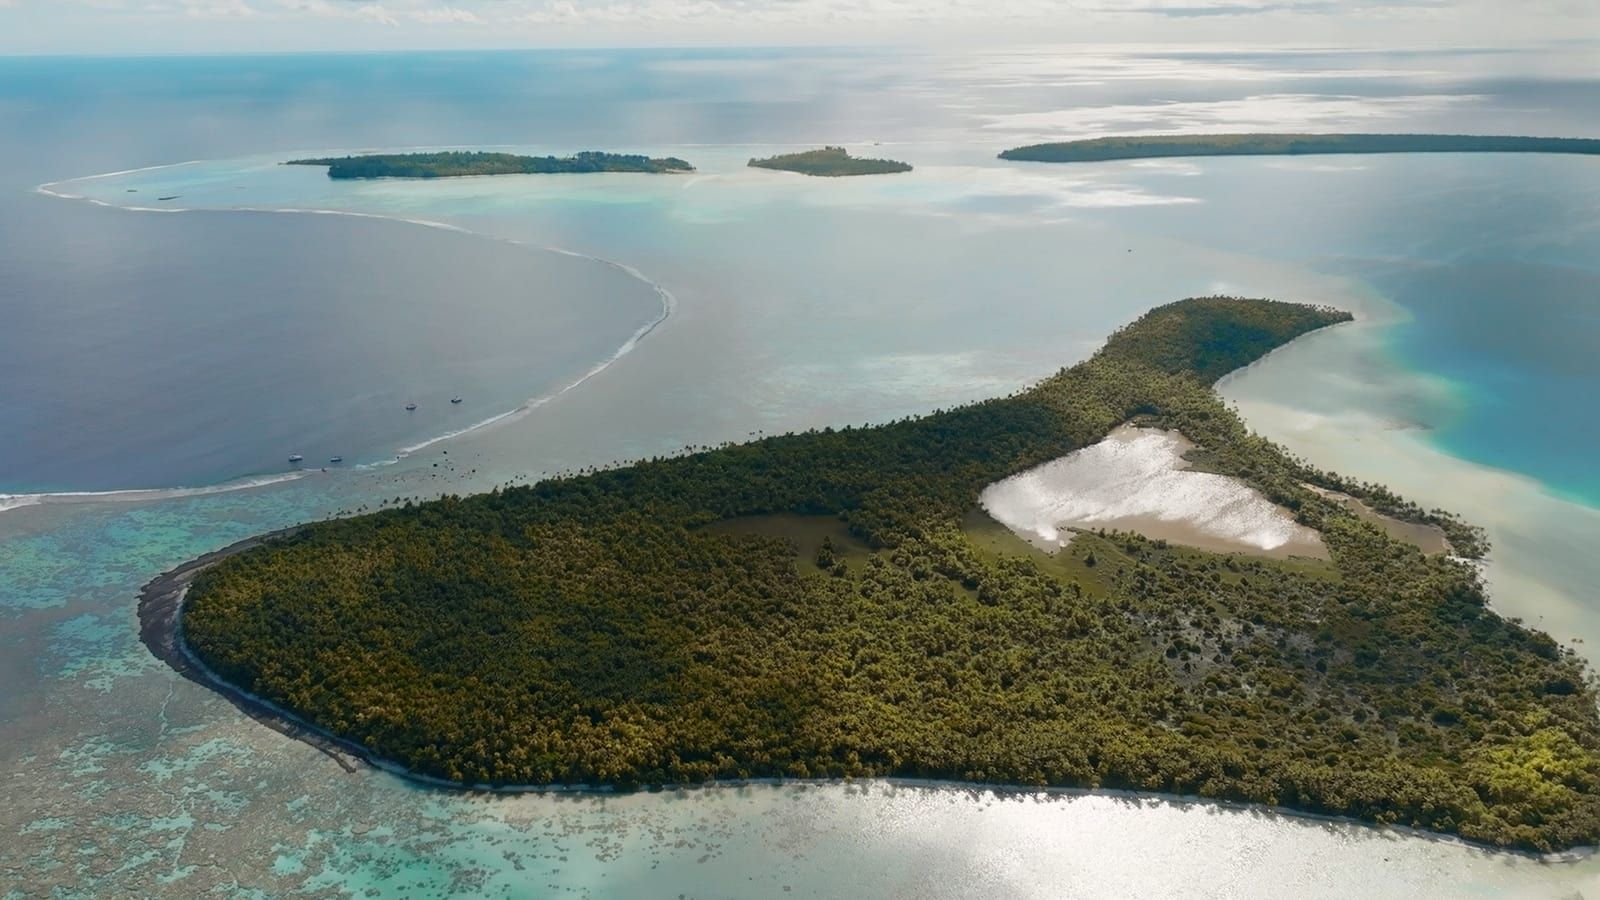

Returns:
14,163,681,516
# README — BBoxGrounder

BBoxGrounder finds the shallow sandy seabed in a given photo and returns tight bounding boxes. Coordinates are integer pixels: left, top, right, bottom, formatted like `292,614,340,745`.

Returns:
1218,314,1600,655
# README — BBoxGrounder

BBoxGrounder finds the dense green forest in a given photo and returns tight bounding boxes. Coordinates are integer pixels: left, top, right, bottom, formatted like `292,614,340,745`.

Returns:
286,151,695,179
183,297,1600,852
999,133,1600,164
748,146,912,176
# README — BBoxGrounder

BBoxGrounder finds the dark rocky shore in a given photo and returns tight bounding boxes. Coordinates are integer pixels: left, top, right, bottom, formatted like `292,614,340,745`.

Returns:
137,527,368,774
138,531,616,792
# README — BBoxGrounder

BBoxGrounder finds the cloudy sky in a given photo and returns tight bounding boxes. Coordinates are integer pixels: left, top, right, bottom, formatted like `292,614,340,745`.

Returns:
0,0,1594,54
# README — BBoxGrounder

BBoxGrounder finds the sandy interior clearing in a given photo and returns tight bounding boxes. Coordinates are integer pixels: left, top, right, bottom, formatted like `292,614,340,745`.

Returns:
1302,483,1452,554
980,425,1329,560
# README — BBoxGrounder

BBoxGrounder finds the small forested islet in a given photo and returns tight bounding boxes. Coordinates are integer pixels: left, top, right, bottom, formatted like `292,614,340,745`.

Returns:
748,146,912,176
999,133,1600,164
286,151,695,178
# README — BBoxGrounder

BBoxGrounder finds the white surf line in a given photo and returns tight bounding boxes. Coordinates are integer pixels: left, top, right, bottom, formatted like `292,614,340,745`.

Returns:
16,166,681,516
393,272,673,458
0,470,320,514
36,159,210,193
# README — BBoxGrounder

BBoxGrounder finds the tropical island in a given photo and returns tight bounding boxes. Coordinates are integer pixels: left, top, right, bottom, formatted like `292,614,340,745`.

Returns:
748,146,912,176
999,133,1600,164
285,150,695,179
156,297,1600,853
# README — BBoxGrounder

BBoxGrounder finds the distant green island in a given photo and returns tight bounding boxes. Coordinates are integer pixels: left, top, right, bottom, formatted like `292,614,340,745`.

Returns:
166,297,1600,853
286,151,696,179
999,133,1600,164
749,146,912,176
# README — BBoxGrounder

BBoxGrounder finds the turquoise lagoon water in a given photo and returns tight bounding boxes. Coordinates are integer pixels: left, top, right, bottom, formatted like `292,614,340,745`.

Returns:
3,46,1600,896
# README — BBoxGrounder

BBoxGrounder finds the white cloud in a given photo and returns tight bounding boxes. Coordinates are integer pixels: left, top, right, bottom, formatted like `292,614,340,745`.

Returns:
353,3,397,25
258,0,489,24
181,0,256,16
2,0,1595,50
66,0,1578,32
409,5,480,23
510,0,1101,27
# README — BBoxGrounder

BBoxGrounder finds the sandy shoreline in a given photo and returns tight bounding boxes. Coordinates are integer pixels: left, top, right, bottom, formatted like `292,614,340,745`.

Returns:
137,526,368,775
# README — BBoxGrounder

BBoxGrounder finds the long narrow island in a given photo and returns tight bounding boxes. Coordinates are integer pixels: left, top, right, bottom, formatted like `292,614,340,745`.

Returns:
749,146,912,176
149,297,1600,853
999,133,1600,164
286,150,695,179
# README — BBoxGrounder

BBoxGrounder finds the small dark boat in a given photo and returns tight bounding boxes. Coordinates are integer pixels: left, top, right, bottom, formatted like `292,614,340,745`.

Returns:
451,397,463,404
405,403,418,411
288,454,304,463
157,195,181,201
329,456,343,464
